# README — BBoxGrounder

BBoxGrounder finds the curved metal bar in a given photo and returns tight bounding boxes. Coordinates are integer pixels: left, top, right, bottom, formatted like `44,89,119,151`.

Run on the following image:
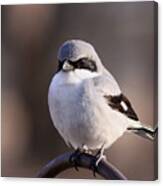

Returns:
37,151,127,180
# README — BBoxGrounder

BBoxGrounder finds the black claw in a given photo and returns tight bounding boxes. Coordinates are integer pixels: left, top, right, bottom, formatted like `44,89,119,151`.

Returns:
69,149,82,171
89,156,98,177
89,148,105,177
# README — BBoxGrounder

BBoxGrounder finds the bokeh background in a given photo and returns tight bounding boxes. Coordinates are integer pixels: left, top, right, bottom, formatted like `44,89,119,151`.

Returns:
1,2,158,180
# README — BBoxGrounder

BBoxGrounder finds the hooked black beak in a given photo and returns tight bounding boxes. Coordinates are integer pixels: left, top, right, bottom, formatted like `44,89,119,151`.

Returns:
62,61,74,72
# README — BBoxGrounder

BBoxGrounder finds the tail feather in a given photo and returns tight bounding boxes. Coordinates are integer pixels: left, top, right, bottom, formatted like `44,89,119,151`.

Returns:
127,124,158,141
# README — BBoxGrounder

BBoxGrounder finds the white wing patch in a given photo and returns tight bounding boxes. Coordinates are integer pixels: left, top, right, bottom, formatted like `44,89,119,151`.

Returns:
120,101,128,111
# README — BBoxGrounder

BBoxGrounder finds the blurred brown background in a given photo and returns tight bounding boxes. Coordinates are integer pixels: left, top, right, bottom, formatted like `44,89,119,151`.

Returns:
1,2,157,180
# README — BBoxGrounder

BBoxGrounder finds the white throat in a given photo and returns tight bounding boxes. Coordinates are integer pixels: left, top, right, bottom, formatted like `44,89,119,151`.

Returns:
54,69,100,85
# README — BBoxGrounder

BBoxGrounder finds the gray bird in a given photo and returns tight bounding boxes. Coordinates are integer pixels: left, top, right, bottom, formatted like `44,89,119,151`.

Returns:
48,39,157,165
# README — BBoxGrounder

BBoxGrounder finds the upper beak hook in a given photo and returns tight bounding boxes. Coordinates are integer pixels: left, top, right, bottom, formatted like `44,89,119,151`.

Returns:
62,61,74,72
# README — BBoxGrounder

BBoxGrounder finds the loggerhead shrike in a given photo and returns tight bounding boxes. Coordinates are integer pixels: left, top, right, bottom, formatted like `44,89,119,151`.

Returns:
48,40,157,165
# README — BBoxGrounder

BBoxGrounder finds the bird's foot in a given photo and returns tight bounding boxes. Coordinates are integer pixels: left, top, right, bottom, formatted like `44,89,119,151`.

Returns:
90,149,106,177
69,149,83,171
95,154,106,166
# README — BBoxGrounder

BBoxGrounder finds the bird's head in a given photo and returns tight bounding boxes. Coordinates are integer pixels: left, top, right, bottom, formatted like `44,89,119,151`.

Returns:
57,40,104,75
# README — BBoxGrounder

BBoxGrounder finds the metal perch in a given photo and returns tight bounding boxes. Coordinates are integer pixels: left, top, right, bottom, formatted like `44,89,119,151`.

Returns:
37,151,127,180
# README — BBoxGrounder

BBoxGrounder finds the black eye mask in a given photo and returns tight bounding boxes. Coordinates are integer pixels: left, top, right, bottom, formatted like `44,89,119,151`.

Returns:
57,58,97,72
71,58,97,72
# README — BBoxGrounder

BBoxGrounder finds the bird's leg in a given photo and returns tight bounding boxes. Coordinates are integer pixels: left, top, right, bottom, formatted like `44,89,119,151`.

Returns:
69,145,90,171
90,145,106,177
69,148,82,171
95,146,106,166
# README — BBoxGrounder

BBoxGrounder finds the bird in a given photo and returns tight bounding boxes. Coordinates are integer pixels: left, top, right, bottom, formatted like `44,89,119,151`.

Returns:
48,39,157,167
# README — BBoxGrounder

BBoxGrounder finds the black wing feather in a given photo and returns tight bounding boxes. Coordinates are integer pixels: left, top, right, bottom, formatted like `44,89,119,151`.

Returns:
104,94,139,121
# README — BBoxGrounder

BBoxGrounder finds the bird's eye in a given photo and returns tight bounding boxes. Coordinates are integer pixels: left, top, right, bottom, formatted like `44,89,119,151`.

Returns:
75,58,97,72
56,58,97,73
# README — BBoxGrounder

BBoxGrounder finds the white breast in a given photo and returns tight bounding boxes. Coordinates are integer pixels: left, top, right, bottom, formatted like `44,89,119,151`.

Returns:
48,70,129,150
